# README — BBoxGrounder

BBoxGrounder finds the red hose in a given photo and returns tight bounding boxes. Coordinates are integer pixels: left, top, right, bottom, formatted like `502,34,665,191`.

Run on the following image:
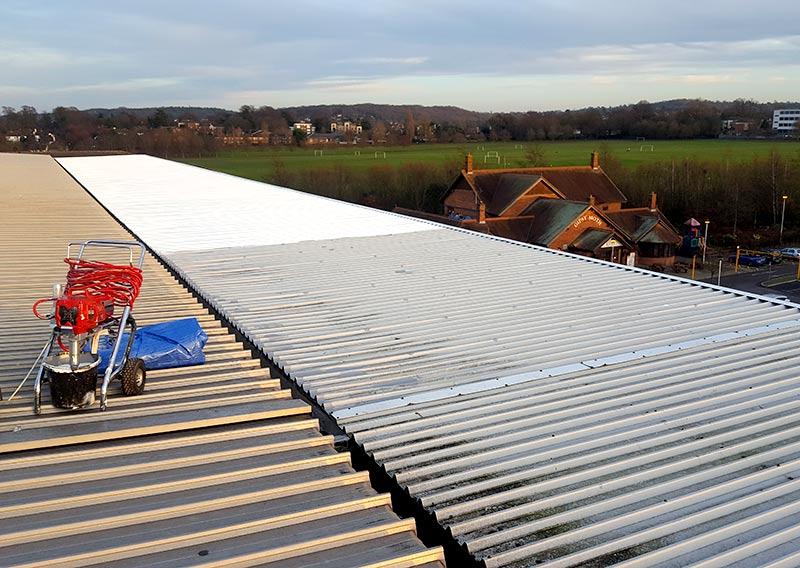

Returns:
32,259,143,352
63,258,143,309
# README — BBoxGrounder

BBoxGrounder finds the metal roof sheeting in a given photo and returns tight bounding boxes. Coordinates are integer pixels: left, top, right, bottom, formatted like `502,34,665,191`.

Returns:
58,154,800,566
342,327,800,567
0,154,443,568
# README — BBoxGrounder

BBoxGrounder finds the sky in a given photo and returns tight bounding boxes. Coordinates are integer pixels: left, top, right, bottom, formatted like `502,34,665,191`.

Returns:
1,0,799,113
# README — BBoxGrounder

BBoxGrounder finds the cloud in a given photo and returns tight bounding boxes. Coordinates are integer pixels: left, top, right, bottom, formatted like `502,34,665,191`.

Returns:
2,1,800,111
0,85,37,97
0,40,104,69
52,78,184,94
335,56,429,65
548,35,800,76
305,76,386,89
683,75,736,84
591,76,621,86
184,65,258,80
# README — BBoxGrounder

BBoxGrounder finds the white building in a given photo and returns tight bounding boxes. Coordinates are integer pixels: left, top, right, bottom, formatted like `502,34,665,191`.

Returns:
772,109,800,132
291,121,314,135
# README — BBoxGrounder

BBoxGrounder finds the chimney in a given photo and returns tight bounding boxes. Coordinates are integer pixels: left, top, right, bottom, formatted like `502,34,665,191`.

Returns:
650,192,657,212
478,202,486,224
589,195,596,207
466,153,473,174
591,151,599,170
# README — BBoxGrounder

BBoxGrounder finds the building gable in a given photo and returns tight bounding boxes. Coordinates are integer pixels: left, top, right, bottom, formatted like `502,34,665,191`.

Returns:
443,172,480,216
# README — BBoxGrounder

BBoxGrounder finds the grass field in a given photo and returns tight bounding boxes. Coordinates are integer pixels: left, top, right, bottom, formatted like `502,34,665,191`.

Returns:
181,139,800,183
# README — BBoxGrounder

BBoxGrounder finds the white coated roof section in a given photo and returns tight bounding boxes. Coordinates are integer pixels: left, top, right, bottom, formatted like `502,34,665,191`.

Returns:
59,154,800,566
59,155,435,252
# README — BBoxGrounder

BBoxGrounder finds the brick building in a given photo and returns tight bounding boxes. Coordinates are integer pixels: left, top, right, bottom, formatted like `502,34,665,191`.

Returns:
400,153,680,267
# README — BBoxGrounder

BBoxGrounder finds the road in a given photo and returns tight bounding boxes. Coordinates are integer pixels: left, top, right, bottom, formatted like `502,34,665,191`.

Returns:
698,260,800,302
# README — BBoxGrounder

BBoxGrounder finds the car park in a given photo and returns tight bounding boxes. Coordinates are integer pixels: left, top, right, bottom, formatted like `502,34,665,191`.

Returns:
728,253,770,267
762,249,784,264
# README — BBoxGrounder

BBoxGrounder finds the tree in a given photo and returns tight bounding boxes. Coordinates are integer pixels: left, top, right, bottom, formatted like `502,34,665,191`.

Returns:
292,128,308,146
239,105,256,130
404,111,415,144
147,108,170,129
520,143,548,167
371,121,386,143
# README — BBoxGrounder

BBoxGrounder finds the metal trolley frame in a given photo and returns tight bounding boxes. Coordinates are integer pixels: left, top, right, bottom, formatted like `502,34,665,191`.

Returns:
33,240,147,413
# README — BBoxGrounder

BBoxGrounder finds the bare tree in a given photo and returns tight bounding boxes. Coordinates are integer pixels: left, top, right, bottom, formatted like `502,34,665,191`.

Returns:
521,143,548,167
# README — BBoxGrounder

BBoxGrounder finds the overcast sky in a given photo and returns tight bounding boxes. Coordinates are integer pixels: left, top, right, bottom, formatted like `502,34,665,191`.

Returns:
1,0,799,112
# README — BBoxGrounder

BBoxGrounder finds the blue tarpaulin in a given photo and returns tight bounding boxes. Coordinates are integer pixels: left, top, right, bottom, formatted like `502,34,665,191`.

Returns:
97,318,208,372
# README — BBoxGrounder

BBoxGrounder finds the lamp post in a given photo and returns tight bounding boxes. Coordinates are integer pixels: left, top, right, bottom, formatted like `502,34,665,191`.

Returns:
780,195,788,244
702,220,710,264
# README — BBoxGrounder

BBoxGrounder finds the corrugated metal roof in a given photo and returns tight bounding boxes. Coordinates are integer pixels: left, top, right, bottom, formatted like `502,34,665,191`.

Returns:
58,154,800,567
342,328,800,567
0,154,444,568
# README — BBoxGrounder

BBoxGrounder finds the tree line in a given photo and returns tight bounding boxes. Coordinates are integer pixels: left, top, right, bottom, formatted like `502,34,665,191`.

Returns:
3,101,800,245
587,145,800,247
2,98,798,158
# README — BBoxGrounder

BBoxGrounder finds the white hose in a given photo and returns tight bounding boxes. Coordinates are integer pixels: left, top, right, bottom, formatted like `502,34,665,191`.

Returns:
5,340,50,403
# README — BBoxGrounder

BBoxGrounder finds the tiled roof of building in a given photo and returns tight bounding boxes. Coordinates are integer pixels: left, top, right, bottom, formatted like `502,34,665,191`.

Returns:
464,216,535,242
487,174,542,216
604,208,681,244
466,166,627,207
570,228,615,251
517,199,589,245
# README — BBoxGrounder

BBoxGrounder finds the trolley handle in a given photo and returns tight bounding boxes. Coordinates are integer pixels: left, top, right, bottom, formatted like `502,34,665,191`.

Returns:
67,240,147,269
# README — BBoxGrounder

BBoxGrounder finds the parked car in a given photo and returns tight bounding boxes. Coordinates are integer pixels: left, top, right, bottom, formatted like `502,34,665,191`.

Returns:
728,253,769,267
763,249,784,264
763,293,790,302
780,247,800,258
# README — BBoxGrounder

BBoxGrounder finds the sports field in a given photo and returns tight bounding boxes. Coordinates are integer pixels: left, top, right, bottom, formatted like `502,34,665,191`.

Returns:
181,139,799,182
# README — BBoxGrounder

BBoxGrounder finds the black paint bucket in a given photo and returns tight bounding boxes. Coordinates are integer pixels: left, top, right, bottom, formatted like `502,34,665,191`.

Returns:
43,353,101,409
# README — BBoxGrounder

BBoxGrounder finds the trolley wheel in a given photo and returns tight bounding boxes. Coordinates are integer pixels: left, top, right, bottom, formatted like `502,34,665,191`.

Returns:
120,358,146,396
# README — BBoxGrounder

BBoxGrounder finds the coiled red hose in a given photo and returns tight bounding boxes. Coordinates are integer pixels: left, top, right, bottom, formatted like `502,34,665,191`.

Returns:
64,258,143,308
33,258,143,321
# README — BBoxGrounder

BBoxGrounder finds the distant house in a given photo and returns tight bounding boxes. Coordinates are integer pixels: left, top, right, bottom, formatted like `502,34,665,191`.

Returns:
721,119,757,136
292,121,315,136
176,120,221,135
398,153,680,267
222,129,269,146
306,132,344,145
222,128,286,146
772,109,800,132
4,130,38,144
330,120,362,134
